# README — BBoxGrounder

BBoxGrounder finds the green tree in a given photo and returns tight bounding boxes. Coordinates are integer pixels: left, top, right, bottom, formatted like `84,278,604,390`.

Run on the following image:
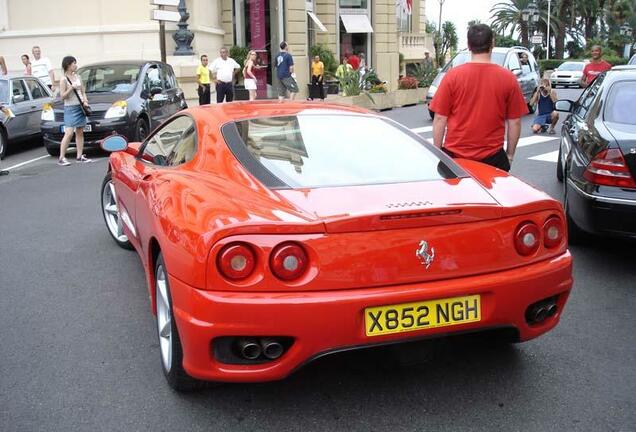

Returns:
433,21,459,67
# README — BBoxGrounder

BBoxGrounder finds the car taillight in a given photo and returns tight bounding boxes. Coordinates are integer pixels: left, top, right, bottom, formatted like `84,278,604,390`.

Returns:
583,148,636,189
270,243,308,281
543,217,564,248
217,243,256,280
514,222,541,256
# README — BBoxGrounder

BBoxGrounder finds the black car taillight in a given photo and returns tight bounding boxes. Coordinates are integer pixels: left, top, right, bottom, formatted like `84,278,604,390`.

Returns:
583,148,636,189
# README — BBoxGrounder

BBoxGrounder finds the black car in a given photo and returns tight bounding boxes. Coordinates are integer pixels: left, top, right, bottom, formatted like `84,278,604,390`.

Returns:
555,66,636,241
41,61,187,156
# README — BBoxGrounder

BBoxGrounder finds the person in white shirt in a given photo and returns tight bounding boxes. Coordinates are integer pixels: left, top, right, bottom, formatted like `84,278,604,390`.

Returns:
31,46,56,90
209,47,240,103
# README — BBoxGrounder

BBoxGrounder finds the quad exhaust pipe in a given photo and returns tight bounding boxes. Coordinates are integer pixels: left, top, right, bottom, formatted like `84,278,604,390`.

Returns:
235,337,286,361
526,297,559,325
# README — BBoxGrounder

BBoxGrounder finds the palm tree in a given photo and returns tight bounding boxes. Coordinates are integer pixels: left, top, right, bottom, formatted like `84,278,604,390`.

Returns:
490,1,560,49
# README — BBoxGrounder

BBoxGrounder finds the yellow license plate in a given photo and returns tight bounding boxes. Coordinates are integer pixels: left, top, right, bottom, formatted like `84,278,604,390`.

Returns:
365,295,481,337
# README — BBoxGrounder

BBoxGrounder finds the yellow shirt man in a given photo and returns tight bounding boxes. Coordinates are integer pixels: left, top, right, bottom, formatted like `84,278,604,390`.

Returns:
311,59,324,78
196,63,211,85
196,55,211,105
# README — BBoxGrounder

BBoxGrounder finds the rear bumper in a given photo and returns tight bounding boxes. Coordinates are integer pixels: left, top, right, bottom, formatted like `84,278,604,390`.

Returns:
169,252,573,383
567,179,636,238
41,119,134,149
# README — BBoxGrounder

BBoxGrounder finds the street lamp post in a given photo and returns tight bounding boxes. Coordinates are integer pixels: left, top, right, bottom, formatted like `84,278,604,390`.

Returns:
437,0,446,33
521,1,540,50
546,0,552,59
620,23,634,57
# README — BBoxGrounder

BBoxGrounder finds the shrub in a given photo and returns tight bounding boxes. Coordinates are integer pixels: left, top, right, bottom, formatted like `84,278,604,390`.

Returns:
229,46,250,69
369,83,388,94
398,76,418,89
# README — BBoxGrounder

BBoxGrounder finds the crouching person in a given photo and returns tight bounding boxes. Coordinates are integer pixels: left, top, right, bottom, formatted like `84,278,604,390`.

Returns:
530,79,559,134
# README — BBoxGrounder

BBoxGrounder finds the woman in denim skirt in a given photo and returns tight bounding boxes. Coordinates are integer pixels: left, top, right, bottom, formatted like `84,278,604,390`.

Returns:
58,56,91,166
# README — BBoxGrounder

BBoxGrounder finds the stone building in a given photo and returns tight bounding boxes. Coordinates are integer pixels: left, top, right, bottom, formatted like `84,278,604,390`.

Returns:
0,0,432,103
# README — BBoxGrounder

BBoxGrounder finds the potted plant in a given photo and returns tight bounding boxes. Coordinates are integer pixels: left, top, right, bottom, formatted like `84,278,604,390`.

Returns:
395,76,424,107
230,46,250,101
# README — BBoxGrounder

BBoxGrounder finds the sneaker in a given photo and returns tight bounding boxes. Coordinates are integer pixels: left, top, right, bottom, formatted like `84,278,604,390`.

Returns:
58,158,71,166
76,154,92,163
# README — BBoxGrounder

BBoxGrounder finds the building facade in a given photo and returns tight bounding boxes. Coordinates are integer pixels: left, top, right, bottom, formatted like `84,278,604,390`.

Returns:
0,0,431,102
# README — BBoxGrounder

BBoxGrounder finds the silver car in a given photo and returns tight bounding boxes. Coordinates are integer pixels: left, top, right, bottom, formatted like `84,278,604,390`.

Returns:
0,74,53,159
426,47,541,119
550,61,585,88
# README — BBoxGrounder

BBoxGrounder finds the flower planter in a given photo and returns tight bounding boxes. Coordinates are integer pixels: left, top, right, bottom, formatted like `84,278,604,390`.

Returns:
394,88,427,107
367,92,394,110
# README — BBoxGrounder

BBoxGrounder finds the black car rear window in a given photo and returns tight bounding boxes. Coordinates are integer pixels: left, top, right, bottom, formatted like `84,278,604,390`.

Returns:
222,113,461,189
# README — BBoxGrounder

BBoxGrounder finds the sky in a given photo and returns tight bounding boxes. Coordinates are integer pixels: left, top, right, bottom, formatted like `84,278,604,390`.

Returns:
425,0,500,49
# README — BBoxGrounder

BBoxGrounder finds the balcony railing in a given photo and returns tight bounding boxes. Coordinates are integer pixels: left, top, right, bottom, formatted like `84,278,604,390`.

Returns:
399,32,433,61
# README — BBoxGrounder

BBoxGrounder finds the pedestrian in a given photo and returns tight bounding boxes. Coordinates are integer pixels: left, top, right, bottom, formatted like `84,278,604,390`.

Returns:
21,54,32,75
336,56,352,79
243,50,258,101
31,46,56,90
423,51,433,70
209,47,240,103
347,52,360,71
275,41,298,101
358,53,367,76
430,24,527,172
196,54,211,105
309,55,325,101
57,56,92,166
530,79,559,135
519,52,529,66
0,56,7,75
581,45,611,87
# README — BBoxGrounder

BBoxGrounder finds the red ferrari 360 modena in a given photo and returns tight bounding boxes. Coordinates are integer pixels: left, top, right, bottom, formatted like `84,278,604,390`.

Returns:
100,102,573,391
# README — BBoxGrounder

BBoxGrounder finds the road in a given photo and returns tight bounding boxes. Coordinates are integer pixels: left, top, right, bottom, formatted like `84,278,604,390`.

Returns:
1,88,635,431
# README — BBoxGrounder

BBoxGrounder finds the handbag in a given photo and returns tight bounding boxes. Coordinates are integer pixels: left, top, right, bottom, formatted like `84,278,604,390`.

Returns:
66,75,92,116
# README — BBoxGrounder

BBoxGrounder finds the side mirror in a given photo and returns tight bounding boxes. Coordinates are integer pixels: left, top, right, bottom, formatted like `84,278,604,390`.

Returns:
555,99,575,113
12,95,25,104
101,134,128,152
150,86,163,96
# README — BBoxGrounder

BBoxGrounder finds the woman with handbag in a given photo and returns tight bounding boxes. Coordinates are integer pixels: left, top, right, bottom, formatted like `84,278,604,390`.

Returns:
58,56,92,166
243,50,258,101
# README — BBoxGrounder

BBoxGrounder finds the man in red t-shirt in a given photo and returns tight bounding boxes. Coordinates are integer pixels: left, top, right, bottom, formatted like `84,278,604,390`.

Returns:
581,45,612,87
430,24,528,172
347,53,360,71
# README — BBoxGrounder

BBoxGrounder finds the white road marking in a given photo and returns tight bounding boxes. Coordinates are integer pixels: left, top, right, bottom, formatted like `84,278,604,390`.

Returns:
3,155,49,171
516,135,559,148
411,126,433,134
529,150,559,163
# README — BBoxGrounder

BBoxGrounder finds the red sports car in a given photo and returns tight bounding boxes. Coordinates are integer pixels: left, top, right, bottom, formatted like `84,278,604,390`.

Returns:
100,102,573,391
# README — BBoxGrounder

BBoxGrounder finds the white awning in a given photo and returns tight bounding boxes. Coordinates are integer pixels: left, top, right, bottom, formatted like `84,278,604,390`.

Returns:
340,14,374,33
307,11,327,32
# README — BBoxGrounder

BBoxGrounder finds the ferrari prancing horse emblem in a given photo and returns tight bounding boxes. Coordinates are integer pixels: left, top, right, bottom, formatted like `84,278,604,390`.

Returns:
416,240,435,269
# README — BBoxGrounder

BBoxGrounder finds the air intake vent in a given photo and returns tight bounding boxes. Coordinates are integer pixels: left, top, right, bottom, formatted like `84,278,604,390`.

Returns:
385,201,433,209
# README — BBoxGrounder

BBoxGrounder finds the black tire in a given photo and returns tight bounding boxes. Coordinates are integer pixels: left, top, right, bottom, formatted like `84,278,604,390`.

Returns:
45,145,58,157
0,127,7,160
154,253,206,391
556,146,563,182
428,109,435,120
563,177,589,245
101,172,134,250
135,118,150,142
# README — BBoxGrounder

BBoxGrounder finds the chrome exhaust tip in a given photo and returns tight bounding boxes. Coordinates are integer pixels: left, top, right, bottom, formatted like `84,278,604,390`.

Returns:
546,304,558,317
237,338,262,360
260,338,284,360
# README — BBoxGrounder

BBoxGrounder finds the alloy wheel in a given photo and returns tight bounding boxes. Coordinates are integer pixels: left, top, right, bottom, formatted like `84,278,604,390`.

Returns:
101,179,129,243
156,265,173,372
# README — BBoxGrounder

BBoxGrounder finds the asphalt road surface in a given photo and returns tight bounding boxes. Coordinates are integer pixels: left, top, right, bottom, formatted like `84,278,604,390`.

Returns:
1,88,635,432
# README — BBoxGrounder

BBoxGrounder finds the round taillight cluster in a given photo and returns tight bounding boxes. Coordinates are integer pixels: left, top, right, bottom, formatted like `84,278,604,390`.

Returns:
543,217,564,248
514,222,541,256
270,243,309,281
217,243,256,280
216,241,309,282
514,216,565,256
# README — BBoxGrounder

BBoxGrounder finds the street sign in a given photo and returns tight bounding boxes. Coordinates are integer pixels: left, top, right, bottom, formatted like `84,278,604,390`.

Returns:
151,9,181,22
150,0,179,6
531,35,543,44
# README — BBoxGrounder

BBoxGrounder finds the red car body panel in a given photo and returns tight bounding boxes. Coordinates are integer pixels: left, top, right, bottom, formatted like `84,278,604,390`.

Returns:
107,102,573,383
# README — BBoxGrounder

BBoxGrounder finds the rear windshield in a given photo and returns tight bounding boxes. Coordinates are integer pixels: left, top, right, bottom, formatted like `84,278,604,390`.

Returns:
225,113,457,189
78,64,141,94
605,81,636,125
557,62,584,71
0,81,8,104
443,51,506,71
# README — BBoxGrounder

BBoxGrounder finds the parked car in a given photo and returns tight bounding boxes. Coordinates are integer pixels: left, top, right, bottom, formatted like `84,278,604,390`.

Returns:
99,101,572,391
0,74,53,159
426,47,541,119
550,61,585,88
41,60,187,156
555,66,636,241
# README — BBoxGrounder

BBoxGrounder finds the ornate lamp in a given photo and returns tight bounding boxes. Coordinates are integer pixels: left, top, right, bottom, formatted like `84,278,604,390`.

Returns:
173,0,194,56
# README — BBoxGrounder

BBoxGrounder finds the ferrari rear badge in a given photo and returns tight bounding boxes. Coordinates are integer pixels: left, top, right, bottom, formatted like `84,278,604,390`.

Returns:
416,240,435,269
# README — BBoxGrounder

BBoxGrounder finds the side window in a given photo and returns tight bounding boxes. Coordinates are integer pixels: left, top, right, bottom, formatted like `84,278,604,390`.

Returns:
162,65,176,90
25,79,49,100
507,53,521,71
575,74,605,118
141,116,197,166
144,65,163,91
11,79,30,103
